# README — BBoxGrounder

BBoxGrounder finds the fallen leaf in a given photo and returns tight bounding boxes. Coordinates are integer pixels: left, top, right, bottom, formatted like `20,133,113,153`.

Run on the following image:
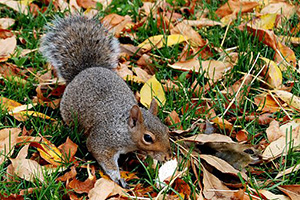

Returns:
171,22,206,47
266,120,284,142
0,18,15,29
88,178,126,200
0,0,30,14
37,137,63,166
211,117,234,132
278,185,300,200
215,0,259,18
182,19,222,28
56,166,77,182
11,110,56,121
169,58,232,83
275,163,300,179
58,137,78,162
200,154,247,179
252,13,277,30
156,159,178,187
273,90,300,111
172,178,191,199
165,110,182,129
140,75,166,108
0,31,16,62
260,57,282,88
182,133,234,143
0,128,21,165
120,171,138,181
274,42,297,69
254,93,280,113
68,174,96,194
138,34,188,51
262,126,300,160
260,2,296,21
10,145,45,183
258,189,290,200
202,164,235,200
132,67,152,83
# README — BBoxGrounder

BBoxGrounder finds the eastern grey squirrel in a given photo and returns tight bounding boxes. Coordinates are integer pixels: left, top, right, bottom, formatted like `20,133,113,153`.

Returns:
40,15,172,187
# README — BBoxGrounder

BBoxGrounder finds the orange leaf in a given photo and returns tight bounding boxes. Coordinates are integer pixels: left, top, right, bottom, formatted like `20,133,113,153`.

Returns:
215,0,259,18
58,137,78,162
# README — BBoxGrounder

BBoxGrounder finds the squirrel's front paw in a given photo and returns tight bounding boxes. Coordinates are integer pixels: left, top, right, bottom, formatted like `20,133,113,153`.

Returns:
118,178,129,189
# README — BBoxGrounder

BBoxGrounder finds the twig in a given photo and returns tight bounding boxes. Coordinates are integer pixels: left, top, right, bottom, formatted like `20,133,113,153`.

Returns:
222,53,260,117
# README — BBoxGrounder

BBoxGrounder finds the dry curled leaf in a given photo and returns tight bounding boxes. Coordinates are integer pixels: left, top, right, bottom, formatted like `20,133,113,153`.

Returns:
88,178,126,200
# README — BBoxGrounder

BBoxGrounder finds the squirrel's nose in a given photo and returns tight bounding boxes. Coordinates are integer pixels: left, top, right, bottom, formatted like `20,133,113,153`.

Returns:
164,148,172,161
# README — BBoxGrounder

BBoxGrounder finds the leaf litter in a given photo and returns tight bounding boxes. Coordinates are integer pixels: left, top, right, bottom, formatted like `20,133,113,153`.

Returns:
0,0,300,199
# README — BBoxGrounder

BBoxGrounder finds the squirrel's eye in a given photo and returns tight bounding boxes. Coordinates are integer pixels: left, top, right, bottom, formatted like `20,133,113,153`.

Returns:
143,134,153,143
244,149,254,154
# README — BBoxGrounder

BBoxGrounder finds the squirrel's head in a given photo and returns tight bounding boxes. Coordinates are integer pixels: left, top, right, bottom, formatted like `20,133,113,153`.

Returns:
128,100,172,162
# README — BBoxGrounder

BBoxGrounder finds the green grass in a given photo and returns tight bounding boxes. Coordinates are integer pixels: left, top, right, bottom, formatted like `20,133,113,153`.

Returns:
0,0,300,199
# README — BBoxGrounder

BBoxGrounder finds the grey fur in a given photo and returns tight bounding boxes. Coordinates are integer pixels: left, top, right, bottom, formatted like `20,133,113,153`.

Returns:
40,15,120,83
40,16,171,188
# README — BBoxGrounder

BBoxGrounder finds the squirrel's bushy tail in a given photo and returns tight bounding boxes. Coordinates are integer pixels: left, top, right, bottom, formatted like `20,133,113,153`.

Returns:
40,15,120,83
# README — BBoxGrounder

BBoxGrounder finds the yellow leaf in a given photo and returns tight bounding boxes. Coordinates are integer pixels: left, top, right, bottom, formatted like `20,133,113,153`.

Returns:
273,90,300,111
37,137,63,166
138,34,188,51
12,111,56,121
0,96,22,111
260,57,282,88
257,13,277,30
123,75,145,84
140,75,166,108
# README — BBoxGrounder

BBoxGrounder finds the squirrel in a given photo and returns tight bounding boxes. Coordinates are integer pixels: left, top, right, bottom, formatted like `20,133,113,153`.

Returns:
40,15,172,187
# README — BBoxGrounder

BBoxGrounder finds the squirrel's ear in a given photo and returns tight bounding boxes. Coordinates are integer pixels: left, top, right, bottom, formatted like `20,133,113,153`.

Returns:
149,99,158,116
128,105,143,128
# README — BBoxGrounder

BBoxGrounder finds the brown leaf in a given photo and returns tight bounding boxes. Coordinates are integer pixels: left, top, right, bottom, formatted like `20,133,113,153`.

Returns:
132,67,152,83
230,113,273,125
0,30,16,62
236,130,248,142
0,128,21,165
169,58,232,83
211,117,234,132
171,22,206,47
0,18,15,29
215,0,259,18
172,178,191,199
56,166,77,182
274,90,300,111
260,2,296,21
68,173,96,194
263,124,300,160
202,164,235,200
182,19,222,28
258,190,290,200
266,120,284,142
223,74,252,103
88,178,127,200
58,137,78,162
274,42,297,69
0,0,28,14
183,133,234,143
10,145,45,182
254,93,280,113
165,110,182,129
278,185,300,200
